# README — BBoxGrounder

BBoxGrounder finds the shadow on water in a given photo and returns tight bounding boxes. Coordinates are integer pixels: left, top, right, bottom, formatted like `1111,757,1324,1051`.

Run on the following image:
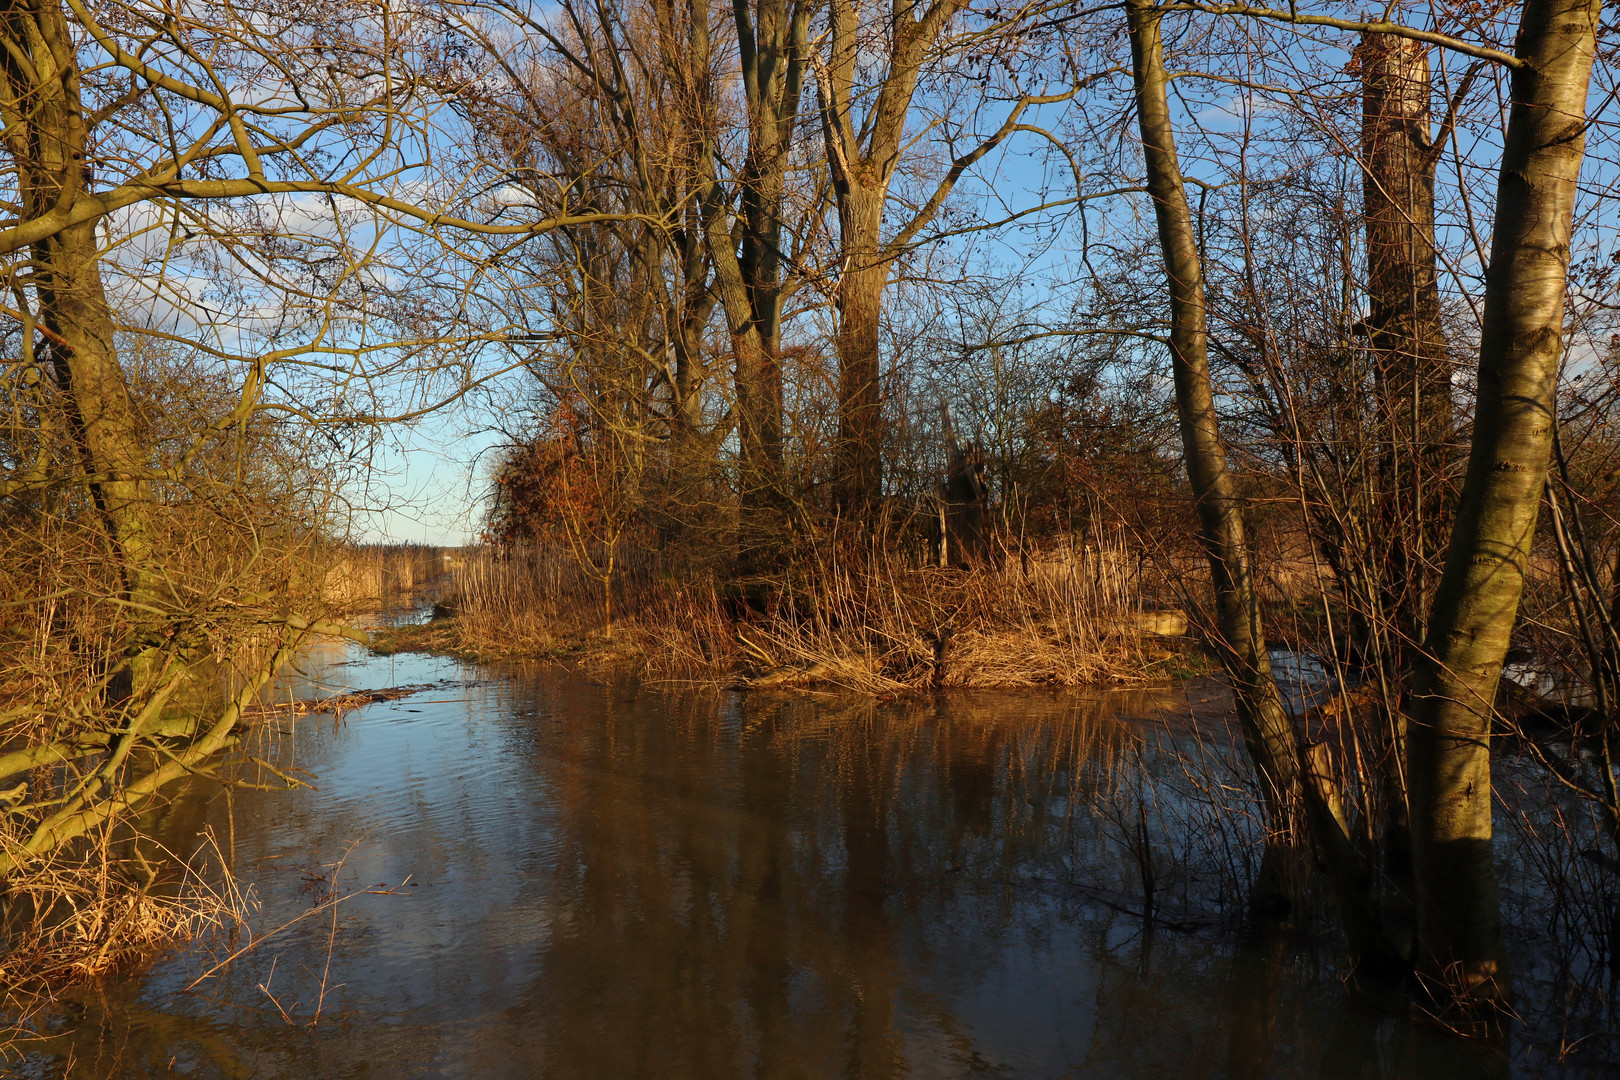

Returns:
5,646,1541,1078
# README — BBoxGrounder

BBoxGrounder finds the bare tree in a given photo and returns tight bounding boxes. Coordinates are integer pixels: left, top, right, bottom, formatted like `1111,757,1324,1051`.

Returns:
812,0,1076,518
1408,0,1602,1002
1125,0,1298,822
0,0,651,879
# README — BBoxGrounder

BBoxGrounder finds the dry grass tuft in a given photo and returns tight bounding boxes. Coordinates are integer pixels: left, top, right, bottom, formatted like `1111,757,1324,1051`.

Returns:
0,831,250,1018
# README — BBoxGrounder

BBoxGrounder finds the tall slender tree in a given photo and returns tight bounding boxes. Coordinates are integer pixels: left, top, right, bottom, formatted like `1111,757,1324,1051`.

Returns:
1408,0,1602,1001
1124,0,1298,817
815,0,1072,519
689,0,813,564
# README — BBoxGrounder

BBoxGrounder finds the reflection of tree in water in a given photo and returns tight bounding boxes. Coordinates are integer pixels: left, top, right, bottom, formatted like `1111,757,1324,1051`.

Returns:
14,679,1531,1078
436,689,1089,1076
464,686,1239,1076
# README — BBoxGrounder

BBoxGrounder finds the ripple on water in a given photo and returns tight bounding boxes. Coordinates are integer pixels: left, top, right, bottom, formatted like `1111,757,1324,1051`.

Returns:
13,644,1535,1080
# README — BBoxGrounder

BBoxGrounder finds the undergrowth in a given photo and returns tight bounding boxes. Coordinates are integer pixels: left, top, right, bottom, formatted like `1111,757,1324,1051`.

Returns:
377,537,1191,692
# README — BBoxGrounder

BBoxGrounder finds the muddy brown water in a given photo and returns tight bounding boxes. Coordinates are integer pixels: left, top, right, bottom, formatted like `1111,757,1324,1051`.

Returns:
7,642,1550,1078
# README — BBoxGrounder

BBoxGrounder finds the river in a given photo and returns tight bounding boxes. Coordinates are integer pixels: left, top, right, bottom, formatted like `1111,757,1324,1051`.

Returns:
8,639,1587,1078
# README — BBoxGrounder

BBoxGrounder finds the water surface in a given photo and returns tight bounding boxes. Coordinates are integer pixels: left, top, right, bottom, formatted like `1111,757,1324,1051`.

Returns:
13,644,1525,1078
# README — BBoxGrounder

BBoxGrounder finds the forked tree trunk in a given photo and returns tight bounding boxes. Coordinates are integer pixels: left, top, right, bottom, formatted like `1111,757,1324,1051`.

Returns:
1126,0,1297,816
683,0,805,567
1409,0,1601,1000
816,0,971,523
729,0,805,555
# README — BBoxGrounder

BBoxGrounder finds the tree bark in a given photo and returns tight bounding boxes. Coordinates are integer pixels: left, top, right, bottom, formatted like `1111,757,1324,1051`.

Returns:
1126,0,1297,814
833,189,887,518
684,0,809,564
0,1,158,641
1355,27,1457,960
1409,0,1601,999
817,0,970,521
1359,31,1453,663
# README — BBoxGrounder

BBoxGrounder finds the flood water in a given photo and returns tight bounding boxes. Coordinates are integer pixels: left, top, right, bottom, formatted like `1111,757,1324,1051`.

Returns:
8,642,1587,1078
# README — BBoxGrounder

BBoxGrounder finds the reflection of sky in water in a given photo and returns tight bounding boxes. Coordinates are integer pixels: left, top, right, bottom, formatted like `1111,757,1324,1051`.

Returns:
10,644,1582,1079
1266,649,1339,716
1501,661,1597,708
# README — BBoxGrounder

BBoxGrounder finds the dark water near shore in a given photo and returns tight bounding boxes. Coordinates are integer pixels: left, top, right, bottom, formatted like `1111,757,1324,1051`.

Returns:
9,642,1585,1078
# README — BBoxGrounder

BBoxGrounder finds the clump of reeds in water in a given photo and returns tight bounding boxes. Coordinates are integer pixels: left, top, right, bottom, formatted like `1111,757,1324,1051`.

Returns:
425,531,1162,691
0,833,250,1018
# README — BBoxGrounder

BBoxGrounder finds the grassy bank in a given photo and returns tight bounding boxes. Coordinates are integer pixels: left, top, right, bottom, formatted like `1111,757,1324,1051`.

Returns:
372,538,1202,692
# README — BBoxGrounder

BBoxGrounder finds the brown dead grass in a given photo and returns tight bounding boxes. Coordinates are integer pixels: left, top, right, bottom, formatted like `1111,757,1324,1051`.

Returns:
0,831,250,1020
388,536,1176,692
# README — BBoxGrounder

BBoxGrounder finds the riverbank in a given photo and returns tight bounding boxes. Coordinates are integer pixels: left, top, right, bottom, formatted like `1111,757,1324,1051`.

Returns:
368,546,1210,693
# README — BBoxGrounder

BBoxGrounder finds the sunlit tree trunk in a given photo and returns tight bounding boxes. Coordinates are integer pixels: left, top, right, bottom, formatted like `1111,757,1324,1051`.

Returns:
734,0,804,372
1126,0,1297,814
1409,0,1600,1000
817,0,971,521
665,200,721,467
833,189,887,519
0,0,157,647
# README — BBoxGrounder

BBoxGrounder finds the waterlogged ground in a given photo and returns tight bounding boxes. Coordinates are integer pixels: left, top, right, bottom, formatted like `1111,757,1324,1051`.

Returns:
7,641,1595,1078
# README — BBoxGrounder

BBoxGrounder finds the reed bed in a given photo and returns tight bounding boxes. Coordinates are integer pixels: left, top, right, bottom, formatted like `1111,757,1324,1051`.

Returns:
730,542,1154,692
320,543,452,610
411,532,1173,691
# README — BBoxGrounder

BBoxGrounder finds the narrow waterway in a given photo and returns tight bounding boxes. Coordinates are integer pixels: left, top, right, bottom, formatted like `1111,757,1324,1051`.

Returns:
11,641,1553,1078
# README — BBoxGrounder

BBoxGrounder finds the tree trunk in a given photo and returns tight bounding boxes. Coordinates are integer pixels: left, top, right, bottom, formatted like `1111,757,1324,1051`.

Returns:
685,0,807,566
1409,0,1601,1000
1,1,158,647
1359,31,1452,654
1356,27,1456,964
1126,0,1297,815
815,0,969,523
834,188,886,518
730,0,804,517
667,204,719,456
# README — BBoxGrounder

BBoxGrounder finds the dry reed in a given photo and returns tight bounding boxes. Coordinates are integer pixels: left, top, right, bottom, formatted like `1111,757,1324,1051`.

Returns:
0,830,250,1025
409,531,1173,692
319,543,453,610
